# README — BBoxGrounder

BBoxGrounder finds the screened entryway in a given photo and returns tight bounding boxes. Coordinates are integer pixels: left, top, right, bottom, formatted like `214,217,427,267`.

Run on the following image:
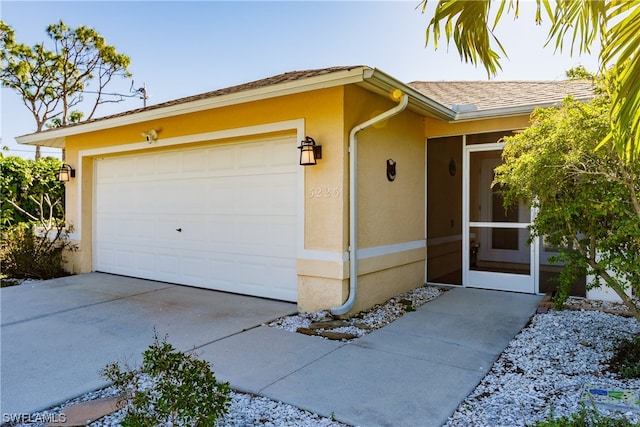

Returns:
426,131,586,296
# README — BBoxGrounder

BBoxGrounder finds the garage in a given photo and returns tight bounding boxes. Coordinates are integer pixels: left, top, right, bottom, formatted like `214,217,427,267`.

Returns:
94,134,299,301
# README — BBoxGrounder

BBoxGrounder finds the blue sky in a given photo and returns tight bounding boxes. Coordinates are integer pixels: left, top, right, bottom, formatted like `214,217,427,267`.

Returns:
1,1,599,158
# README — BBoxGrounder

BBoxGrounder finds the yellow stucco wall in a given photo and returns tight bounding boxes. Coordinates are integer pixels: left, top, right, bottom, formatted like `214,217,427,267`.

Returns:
336,85,427,314
424,115,530,137
59,81,536,316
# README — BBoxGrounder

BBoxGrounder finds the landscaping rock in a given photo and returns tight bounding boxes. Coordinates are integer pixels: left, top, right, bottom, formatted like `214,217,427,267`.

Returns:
309,320,346,330
45,396,123,427
318,330,359,341
295,327,318,337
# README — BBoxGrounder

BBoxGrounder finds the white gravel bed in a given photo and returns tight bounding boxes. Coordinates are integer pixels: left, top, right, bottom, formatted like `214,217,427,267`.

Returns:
446,308,640,426
267,285,444,340
92,390,348,427
8,387,347,427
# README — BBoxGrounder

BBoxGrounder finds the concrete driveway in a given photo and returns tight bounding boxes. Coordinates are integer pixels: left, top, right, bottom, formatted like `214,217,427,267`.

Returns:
0,273,296,414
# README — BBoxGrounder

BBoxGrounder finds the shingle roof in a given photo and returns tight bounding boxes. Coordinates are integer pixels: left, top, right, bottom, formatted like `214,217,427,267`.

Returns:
80,66,365,124
21,66,598,144
407,80,595,112
152,65,363,108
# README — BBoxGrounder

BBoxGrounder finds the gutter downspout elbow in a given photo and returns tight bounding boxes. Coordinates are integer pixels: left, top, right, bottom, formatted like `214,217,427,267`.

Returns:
330,92,409,316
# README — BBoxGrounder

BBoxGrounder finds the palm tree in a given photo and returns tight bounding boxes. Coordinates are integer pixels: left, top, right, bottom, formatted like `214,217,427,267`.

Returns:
421,0,639,162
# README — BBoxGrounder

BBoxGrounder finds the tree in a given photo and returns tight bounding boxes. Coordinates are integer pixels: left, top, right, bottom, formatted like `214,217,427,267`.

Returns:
421,0,640,163
0,20,132,158
493,75,640,320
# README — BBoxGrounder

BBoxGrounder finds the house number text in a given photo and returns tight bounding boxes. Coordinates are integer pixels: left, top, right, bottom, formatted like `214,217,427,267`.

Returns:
308,186,341,199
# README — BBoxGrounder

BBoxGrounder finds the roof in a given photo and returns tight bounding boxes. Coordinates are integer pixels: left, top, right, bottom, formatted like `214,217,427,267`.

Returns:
16,66,595,148
408,80,595,113
95,66,365,123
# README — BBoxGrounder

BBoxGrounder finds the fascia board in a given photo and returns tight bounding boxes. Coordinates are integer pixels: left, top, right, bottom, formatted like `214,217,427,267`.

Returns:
452,96,594,122
16,134,66,149
16,66,372,148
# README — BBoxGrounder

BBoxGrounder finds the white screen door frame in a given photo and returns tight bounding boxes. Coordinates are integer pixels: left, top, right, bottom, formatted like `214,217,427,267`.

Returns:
462,141,539,293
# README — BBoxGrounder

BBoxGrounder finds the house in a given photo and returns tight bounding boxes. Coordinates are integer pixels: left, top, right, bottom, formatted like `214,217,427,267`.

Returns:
17,66,595,315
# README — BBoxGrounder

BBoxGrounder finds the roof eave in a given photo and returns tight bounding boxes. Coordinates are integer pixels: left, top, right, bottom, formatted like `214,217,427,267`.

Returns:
16,66,375,148
451,95,593,122
358,69,455,121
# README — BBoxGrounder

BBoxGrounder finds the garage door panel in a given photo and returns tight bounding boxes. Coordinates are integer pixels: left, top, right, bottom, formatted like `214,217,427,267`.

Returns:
136,155,157,176
155,217,183,242
157,253,179,275
238,144,268,169
182,150,208,173
96,246,116,269
116,157,137,179
157,154,180,174
136,252,156,274
180,181,208,211
205,219,234,244
265,139,297,167
178,219,208,243
269,220,297,257
95,135,298,301
207,146,235,171
136,182,160,212
182,256,208,281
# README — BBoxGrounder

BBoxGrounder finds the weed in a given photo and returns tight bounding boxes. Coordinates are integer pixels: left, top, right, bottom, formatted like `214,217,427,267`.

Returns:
535,403,638,426
609,334,640,378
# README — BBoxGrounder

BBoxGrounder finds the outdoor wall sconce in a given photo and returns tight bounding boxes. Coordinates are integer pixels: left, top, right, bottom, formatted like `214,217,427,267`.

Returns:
386,159,396,181
141,129,158,143
58,164,76,182
298,136,322,166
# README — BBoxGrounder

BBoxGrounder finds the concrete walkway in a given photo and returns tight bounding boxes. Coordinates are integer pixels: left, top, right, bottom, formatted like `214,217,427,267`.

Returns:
1,273,541,426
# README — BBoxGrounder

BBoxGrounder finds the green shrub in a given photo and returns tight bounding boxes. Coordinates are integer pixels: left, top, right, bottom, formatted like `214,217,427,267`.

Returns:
101,332,231,426
535,403,639,426
0,223,74,286
609,334,640,378
0,156,64,230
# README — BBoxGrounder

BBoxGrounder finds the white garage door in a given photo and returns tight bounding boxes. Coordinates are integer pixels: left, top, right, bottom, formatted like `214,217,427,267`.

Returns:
94,135,298,301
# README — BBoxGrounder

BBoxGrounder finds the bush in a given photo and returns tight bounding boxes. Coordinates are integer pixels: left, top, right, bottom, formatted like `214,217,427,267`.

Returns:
101,332,231,426
609,334,640,378
0,156,64,230
0,223,74,286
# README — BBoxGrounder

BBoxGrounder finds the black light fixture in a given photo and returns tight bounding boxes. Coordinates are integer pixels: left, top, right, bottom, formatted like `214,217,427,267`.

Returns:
298,136,322,166
58,164,76,182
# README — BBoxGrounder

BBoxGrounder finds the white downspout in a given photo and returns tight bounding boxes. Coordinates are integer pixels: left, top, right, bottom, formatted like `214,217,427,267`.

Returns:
331,92,409,316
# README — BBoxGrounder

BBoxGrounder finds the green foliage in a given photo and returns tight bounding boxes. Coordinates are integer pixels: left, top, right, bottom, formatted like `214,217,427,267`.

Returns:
609,334,640,379
0,155,73,285
566,65,595,81
101,332,231,426
0,223,74,285
0,155,64,229
535,403,639,426
494,74,640,320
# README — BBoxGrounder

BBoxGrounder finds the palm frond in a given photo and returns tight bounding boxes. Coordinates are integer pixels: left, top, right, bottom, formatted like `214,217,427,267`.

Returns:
423,0,509,77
